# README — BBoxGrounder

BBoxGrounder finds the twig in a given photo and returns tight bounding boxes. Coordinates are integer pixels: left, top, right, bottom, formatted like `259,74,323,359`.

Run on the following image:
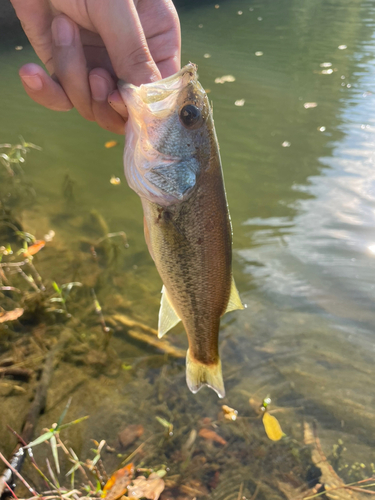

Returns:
111,313,158,336
0,451,38,496
0,367,33,381
127,329,185,358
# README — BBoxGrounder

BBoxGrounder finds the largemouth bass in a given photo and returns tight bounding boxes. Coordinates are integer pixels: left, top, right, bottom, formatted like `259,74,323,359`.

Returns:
119,63,243,398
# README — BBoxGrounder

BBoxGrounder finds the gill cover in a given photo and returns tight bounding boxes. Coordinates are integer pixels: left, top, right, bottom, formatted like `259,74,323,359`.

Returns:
119,64,208,207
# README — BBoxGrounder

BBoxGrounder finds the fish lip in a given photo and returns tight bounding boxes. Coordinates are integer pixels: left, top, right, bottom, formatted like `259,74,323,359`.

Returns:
118,63,197,105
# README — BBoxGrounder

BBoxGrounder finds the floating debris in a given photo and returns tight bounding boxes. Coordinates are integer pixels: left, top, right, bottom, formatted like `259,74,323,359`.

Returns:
249,7,254,11
198,24,203,28
338,44,347,50
199,428,227,445
257,16,263,21
320,62,332,67
44,229,55,242
215,4,220,8
110,176,121,185
215,75,236,84
341,75,346,79
0,308,24,323
203,53,211,58
347,83,351,88
318,126,326,132
234,99,245,106
105,140,118,148
321,68,333,74
205,88,211,93
281,141,291,147
304,102,318,109
255,51,263,56
15,46,23,51
222,405,238,421
238,10,243,15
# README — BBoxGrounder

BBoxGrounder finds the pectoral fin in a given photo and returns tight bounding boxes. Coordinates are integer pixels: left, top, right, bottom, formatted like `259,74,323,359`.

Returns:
158,286,181,338
225,276,244,314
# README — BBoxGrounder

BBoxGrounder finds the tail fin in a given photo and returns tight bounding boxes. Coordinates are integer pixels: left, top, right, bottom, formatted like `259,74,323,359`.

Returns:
186,349,225,398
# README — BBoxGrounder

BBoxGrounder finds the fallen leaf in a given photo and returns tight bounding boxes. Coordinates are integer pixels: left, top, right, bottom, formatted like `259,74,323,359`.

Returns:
102,463,134,500
118,424,144,449
262,412,284,441
24,240,45,257
105,140,118,148
0,308,24,323
127,473,165,499
198,428,227,445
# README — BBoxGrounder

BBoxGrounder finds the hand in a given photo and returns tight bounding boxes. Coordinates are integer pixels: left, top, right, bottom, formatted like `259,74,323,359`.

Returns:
10,0,181,134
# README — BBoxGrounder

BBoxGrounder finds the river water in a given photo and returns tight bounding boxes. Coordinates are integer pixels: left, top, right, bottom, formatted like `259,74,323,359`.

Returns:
1,0,375,498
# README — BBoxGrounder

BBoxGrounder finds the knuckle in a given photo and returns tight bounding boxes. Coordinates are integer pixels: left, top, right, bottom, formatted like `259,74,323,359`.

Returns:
127,44,152,67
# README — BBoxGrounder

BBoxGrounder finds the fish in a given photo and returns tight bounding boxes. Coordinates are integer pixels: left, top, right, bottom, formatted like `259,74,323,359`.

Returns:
119,63,243,398
24,240,45,257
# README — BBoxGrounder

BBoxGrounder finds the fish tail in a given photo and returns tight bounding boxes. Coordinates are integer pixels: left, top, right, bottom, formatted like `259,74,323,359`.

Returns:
186,349,225,398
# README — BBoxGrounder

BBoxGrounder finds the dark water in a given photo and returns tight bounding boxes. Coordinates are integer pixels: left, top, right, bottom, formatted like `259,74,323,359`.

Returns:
1,0,375,497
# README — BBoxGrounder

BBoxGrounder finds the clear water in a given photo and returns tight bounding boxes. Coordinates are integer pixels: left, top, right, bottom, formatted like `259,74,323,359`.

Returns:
1,0,375,497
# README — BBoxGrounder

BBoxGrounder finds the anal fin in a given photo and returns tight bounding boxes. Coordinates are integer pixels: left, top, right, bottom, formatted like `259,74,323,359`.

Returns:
158,286,181,338
224,276,244,314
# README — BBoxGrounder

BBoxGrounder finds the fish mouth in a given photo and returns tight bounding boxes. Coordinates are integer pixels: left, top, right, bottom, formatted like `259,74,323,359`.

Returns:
118,63,198,111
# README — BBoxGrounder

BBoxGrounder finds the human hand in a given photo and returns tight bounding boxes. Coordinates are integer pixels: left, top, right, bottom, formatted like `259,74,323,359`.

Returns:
10,0,181,134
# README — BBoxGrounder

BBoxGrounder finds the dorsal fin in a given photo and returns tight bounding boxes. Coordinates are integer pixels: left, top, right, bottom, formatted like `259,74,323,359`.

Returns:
224,276,244,314
158,286,181,338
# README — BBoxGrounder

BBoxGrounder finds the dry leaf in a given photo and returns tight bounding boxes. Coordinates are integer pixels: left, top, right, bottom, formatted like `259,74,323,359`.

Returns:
118,424,144,449
24,240,45,257
102,463,134,500
262,412,284,441
127,473,165,500
0,308,24,323
198,428,227,445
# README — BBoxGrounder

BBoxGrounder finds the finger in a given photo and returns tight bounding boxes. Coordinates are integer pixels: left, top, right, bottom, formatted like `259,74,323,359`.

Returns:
108,90,128,120
19,63,73,111
10,0,54,72
88,0,161,85
51,15,94,121
89,68,126,134
137,0,181,78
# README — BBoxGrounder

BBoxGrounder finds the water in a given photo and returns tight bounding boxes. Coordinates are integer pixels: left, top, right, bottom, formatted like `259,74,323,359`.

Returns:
1,0,375,497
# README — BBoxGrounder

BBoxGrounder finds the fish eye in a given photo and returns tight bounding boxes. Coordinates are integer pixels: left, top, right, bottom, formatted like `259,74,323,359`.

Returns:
179,104,202,129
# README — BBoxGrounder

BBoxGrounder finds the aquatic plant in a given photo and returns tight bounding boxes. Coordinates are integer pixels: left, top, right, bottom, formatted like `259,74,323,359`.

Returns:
0,137,41,177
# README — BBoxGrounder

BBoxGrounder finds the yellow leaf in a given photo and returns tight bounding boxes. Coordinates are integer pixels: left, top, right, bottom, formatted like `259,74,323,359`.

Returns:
105,141,118,148
262,412,284,441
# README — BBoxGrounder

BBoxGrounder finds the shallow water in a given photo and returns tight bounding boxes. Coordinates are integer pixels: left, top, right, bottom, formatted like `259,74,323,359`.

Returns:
1,0,375,497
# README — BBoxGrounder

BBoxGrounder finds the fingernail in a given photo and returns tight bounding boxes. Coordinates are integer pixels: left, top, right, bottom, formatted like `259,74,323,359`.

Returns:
90,75,109,102
21,75,43,91
52,17,74,46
